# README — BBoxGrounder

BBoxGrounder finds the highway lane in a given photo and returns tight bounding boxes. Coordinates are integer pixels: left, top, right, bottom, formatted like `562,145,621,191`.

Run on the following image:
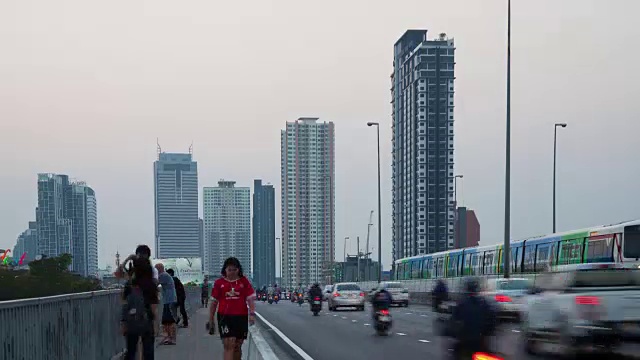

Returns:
255,300,640,359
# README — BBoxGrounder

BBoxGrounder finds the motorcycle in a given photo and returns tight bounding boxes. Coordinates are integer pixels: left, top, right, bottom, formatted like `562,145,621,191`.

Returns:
290,294,296,303
273,294,279,304
310,296,322,316
267,295,273,304
374,309,392,336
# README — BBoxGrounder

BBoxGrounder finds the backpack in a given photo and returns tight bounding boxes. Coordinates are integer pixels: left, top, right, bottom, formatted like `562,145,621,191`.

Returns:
122,287,152,334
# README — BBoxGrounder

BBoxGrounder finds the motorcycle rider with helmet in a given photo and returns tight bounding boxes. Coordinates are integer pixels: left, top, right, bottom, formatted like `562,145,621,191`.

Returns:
448,277,497,359
308,283,323,303
432,279,449,313
370,286,393,321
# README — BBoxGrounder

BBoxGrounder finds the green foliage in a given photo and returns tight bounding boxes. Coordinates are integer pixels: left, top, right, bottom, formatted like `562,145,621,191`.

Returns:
0,253,101,301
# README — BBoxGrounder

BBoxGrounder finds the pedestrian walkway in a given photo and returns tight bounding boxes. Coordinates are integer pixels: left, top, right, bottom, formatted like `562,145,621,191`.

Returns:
156,307,247,360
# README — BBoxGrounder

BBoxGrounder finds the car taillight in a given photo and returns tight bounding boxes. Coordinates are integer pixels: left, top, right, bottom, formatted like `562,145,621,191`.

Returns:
495,294,512,303
472,353,504,360
575,296,600,305
379,309,389,315
314,297,320,301
334,292,340,297
359,292,365,297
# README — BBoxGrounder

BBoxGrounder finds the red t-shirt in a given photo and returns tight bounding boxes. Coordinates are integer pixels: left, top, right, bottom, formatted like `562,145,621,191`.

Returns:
211,277,255,316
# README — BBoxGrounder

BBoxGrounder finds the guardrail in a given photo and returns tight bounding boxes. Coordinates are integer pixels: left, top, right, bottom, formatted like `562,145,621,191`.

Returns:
0,289,123,360
245,325,278,360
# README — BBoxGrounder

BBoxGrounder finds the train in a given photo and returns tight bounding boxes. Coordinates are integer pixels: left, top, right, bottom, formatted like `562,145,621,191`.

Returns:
393,218,640,281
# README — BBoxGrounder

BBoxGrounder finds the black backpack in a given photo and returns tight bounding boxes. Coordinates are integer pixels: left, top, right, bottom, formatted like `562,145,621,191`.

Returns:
122,287,152,334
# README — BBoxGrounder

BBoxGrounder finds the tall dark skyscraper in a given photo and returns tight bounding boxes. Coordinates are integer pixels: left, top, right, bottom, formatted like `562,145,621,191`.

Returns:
252,179,276,287
392,30,456,263
154,149,199,259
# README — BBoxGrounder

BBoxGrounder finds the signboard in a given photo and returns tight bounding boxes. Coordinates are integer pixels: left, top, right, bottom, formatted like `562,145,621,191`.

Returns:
152,257,203,285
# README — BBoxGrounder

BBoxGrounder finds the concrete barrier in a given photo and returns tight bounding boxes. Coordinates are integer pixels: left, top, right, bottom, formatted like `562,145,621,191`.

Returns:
245,325,278,360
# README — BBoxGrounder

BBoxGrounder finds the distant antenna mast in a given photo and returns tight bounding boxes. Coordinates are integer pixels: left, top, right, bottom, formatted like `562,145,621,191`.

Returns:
189,141,193,155
157,138,162,160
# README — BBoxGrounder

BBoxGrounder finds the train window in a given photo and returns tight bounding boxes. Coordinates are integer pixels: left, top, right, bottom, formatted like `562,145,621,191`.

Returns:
585,235,615,263
471,254,480,275
523,245,536,272
432,258,438,278
558,239,584,265
411,260,422,279
511,247,521,273
483,251,495,275
404,262,412,279
436,257,444,278
421,258,429,278
624,225,640,259
535,244,551,272
464,254,472,275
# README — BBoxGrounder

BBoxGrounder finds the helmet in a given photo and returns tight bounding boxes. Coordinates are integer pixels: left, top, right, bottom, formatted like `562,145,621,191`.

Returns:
313,282,320,288
463,277,480,294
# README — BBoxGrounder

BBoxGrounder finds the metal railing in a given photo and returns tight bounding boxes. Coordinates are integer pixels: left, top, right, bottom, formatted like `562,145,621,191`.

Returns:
0,289,123,360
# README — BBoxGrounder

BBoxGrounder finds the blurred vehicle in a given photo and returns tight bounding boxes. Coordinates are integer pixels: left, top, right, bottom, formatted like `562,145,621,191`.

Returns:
327,282,366,311
310,295,322,316
323,285,333,301
522,263,640,356
374,309,392,335
481,277,532,322
376,281,409,307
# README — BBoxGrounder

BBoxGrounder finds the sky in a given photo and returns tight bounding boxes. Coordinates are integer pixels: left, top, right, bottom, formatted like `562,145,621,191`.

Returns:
1,0,639,275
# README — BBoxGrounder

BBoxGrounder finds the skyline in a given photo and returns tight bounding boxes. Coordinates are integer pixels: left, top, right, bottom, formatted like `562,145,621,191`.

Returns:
1,0,639,271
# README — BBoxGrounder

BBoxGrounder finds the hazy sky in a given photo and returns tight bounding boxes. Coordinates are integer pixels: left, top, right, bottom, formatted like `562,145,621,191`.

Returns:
1,0,638,274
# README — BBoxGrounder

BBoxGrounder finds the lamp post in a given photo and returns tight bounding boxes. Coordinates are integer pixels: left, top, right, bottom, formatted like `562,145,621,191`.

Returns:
503,0,512,279
367,121,382,283
553,123,567,233
453,174,463,209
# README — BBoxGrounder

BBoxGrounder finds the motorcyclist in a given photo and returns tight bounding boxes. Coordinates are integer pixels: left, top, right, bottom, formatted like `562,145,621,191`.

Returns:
308,283,323,302
448,277,497,359
370,286,393,320
432,279,449,313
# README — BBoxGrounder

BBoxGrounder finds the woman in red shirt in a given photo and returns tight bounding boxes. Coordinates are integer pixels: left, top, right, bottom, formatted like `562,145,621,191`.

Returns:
209,257,256,360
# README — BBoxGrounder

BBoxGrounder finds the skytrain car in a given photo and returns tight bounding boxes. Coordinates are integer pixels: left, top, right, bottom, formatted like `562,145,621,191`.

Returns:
393,219,640,285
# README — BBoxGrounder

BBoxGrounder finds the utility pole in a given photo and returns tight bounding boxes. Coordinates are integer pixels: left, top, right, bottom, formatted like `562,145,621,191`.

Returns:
365,210,373,281
357,236,360,282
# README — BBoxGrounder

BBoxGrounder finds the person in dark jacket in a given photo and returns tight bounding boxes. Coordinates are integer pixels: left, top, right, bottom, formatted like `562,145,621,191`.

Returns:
449,277,497,359
167,269,188,328
432,279,449,312
308,283,323,302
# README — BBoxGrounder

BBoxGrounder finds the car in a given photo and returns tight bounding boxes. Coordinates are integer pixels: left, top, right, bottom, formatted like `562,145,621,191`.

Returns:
522,263,640,356
480,277,533,322
327,282,366,311
323,285,333,301
376,281,410,307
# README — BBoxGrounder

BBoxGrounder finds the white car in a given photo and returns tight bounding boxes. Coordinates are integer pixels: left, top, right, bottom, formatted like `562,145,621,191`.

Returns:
522,263,640,356
377,281,410,307
480,277,532,321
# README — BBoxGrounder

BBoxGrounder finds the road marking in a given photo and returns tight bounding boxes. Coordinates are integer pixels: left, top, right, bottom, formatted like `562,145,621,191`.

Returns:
512,329,520,333
420,314,428,317
396,333,407,336
405,312,412,315
352,320,357,323
419,340,430,343
341,316,347,319
333,315,337,317
364,323,370,326
255,312,315,360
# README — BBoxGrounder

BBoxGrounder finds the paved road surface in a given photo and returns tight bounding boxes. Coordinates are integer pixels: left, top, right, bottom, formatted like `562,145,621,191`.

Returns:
255,300,640,359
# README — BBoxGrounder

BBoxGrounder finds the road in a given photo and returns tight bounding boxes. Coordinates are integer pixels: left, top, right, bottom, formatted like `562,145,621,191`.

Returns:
255,300,640,359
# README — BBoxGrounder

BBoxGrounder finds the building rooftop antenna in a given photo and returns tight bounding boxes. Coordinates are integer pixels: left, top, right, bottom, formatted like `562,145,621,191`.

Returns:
157,138,162,160
189,141,193,155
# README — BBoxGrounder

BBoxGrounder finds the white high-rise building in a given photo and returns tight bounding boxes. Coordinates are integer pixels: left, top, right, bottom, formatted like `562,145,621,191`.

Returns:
154,150,200,259
281,117,335,288
203,181,251,276
392,30,456,262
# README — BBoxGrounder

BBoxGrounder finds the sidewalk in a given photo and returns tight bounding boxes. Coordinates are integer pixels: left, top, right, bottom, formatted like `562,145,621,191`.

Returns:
155,307,247,360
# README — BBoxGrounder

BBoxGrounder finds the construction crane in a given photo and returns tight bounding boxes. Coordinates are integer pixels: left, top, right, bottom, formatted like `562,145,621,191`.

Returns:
365,210,374,281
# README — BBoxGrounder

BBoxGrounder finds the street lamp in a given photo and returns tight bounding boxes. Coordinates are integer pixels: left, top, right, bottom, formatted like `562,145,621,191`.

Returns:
503,0,512,279
343,237,350,263
367,121,382,283
553,123,567,233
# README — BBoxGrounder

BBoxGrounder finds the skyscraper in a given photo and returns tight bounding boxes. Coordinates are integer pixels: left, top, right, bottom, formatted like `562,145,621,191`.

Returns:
154,150,199,259
35,173,98,276
281,117,335,287
13,221,37,265
391,30,456,263
252,179,276,288
203,180,251,276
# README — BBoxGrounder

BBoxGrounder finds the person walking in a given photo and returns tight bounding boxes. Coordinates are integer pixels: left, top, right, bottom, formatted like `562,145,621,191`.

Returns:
155,263,178,345
167,269,188,328
208,257,256,360
201,278,210,308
